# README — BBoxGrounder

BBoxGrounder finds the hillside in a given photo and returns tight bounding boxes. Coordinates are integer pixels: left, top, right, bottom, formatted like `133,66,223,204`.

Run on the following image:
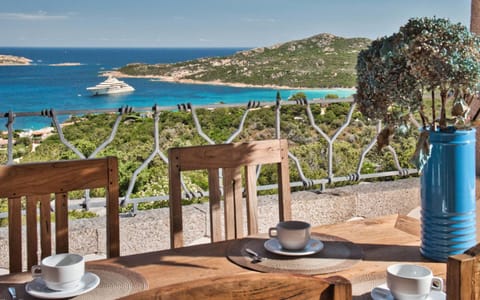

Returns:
116,34,371,88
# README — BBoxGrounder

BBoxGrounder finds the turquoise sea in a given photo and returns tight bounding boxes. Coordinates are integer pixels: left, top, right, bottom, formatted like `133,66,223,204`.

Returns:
0,48,355,129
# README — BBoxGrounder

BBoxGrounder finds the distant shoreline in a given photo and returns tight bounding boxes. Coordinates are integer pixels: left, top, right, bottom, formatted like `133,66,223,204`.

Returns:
0,54,32,66
103,70,356,91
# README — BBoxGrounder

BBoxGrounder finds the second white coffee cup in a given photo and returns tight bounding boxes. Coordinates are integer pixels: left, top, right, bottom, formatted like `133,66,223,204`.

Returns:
268,220,311,250
387,263,443,300
31,253,85,291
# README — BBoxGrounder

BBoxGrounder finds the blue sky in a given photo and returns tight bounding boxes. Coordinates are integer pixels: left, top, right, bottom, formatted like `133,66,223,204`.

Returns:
0,0,471,48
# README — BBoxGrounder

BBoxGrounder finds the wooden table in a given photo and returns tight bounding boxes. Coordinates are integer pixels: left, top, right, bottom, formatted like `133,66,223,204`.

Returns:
0,214,465,299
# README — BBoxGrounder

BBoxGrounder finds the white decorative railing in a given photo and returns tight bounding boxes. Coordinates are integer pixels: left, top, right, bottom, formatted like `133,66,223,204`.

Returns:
1,97,418,215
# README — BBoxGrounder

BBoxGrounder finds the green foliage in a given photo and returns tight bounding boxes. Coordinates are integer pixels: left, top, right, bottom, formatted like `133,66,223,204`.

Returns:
68,210,98,219
325,94,339,99
288,92,307,102
356,17,480,130
356,34,421,126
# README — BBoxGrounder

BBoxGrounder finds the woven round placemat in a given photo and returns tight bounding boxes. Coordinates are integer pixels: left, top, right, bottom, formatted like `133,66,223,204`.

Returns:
1,264,148,300
227,233,363,275
74,264,148,299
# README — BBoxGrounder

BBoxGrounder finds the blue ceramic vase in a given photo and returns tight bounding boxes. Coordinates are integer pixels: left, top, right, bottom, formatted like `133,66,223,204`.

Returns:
420,128,477,262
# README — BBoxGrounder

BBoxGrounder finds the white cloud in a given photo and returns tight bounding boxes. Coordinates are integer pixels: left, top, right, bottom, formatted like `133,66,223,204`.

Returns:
0,11,68,21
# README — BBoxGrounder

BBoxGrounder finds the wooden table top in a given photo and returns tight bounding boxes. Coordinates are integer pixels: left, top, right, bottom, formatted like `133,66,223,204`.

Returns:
0,214,467,299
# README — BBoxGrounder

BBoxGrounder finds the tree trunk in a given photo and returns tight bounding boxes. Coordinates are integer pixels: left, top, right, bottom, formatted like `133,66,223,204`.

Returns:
471,0,480,34
470,0,480,176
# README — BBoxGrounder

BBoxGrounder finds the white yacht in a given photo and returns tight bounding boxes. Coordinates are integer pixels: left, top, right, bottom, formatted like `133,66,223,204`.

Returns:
86,76,135,96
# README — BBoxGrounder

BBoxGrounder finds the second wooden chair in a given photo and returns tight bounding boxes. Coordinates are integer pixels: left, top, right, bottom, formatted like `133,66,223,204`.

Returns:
168,139,292,248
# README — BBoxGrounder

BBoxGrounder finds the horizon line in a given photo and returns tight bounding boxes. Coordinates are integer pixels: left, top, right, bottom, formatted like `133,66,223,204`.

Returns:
0,45,255,49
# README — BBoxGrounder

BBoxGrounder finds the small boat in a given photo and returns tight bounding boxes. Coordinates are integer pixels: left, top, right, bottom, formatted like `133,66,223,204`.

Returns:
86,76,134,96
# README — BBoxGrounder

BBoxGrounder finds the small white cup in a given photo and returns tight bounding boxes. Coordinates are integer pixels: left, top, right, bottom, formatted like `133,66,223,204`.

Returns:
387,263,443,300
268,220,311,250
31,253,85,291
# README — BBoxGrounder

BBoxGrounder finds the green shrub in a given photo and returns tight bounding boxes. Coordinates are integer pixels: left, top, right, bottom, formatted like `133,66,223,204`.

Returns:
325,93,339,99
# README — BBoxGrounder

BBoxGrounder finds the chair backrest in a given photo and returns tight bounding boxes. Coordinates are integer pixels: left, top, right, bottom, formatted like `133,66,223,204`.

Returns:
168,139,291,248
447,243,480,300
0,157,120,273
118,273,352,300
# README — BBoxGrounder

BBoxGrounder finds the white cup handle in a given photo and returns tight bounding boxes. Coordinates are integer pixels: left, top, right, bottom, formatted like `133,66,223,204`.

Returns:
31,265,42,278
431,276,444,291
268,227,278,238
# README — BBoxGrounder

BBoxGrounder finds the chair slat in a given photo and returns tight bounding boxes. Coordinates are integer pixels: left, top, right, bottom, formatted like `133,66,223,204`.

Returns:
55,192,69,254
245,165,258,235
222,168,236,240
106,156,120,258
208,168,222,242
8,197,22,273
26,196,38,270
168,149,184,248
277,141,292,221
232,167,243,238
39,194,52,259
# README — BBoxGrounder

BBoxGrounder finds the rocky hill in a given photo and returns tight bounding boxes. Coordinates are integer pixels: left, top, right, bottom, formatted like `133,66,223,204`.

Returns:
117,33,371,88
0,55,31,66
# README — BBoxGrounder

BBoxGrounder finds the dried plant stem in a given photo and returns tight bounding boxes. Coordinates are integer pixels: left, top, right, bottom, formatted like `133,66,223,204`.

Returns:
419,106,428,129
431,90,436,130
440,89,447,129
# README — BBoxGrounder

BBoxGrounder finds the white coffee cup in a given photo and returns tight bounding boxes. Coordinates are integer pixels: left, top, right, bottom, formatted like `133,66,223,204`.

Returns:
268,220,311,250
31,253,85,291
387,263,443,300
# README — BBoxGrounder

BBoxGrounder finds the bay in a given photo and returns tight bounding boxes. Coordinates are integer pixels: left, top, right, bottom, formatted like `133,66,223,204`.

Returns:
0,47,355,129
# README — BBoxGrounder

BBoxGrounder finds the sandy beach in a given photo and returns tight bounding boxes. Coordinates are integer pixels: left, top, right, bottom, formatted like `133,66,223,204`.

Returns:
102,70,356,91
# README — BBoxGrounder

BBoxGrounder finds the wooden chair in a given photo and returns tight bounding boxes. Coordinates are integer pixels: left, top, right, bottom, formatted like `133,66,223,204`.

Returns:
447,243,480,300
118,273,352,300
0,157,120,273
168,139,291,248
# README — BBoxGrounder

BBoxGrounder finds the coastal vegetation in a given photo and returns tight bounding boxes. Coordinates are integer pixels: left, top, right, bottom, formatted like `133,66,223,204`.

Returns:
117,34,370,88
1,102,418,212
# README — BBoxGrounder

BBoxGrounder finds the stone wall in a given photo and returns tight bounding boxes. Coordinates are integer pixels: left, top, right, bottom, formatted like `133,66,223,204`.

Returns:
0,178,421,269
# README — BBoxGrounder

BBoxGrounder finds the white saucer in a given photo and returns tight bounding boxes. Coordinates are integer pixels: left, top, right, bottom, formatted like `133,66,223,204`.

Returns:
371,283,446,300
264,238,324,256
25,272,100,299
